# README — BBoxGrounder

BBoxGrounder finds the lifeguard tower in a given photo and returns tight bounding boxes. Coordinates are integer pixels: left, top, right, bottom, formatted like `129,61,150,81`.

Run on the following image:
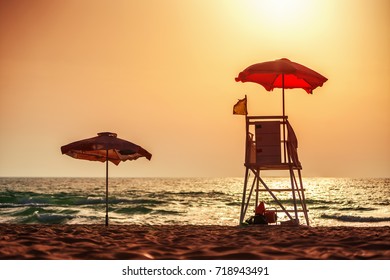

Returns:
234,58,327,226
239,114,310,226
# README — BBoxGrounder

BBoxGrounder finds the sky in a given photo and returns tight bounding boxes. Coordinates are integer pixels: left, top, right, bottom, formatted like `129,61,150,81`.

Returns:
0,0,389,178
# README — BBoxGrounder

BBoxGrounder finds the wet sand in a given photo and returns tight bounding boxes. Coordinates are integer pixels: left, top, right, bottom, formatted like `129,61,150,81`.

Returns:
0,224,389,260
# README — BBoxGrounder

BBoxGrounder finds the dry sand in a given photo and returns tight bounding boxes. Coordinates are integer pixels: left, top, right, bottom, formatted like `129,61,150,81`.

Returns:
0,224,389,260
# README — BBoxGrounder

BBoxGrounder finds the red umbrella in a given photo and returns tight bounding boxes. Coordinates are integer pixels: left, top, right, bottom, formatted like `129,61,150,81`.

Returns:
235,58,327,117
61,132,152,226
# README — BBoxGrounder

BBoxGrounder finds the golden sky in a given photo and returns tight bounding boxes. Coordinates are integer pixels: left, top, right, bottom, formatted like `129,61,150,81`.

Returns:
1,0,389,177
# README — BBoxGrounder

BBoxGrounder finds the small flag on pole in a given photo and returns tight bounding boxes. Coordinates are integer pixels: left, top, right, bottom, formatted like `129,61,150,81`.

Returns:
233,96,247,115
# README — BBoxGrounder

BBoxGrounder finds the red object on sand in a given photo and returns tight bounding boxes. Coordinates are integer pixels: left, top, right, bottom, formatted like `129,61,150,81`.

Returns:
255,202,266,215
265,211,277,223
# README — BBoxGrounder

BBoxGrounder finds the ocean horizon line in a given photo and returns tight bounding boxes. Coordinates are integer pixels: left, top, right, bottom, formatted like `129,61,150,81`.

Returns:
1,175,389,179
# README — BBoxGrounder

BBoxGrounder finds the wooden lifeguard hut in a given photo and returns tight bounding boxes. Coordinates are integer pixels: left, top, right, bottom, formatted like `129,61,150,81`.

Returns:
239,113,309,226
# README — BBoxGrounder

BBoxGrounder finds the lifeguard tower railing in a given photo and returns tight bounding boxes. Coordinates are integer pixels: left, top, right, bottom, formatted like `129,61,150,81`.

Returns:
240,115,310,226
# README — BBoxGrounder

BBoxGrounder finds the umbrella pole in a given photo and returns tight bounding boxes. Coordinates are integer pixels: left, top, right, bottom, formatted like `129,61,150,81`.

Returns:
282,74,287,162
105,149,109,226
282,74,285,119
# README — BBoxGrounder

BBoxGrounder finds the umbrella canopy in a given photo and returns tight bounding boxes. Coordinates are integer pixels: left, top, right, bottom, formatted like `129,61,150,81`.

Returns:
235,58,327,94
61,132,152,226
235,58,327,118
61,132,152,164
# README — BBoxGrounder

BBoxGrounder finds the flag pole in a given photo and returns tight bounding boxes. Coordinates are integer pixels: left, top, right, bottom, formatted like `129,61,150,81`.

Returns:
245,94,248,116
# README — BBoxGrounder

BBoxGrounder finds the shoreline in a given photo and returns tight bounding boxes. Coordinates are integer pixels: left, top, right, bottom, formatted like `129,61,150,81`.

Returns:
1,224,389,260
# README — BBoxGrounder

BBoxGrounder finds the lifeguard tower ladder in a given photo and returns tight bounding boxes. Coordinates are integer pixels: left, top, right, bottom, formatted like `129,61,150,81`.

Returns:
239,115,310,226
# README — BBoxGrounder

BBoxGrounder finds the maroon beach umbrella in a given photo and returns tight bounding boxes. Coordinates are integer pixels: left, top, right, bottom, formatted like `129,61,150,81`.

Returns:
61,132,152,226
235,58,327,118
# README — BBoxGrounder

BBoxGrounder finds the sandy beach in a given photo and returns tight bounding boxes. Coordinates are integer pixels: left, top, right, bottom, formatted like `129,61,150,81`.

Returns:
0,224,389,260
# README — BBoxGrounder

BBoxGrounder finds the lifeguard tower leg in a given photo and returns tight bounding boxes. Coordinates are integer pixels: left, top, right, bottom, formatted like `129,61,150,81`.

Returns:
298,169,310,225
289,168,299,222
240,168,250,224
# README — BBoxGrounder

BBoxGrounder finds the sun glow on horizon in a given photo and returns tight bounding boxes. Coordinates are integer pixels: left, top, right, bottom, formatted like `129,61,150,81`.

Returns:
226,0,322,47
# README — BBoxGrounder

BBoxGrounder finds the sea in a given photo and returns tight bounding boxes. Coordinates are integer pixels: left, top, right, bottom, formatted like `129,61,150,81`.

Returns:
0,177,389,227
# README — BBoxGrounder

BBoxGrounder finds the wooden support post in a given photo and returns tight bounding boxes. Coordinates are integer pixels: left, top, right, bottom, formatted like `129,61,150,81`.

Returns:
243,174,257,221
298,169,310,226
239,167,249,224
